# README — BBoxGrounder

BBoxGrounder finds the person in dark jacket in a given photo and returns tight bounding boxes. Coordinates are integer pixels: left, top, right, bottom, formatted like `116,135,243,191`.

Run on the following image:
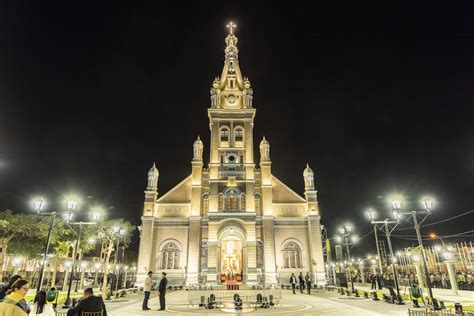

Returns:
289,273,297,294
370,274,377,290
66,288,107,316
0,275,22,301
157,272,168,311
298,272,305,294
305,272,312,294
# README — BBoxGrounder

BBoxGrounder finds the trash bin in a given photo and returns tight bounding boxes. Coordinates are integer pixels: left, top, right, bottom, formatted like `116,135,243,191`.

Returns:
47,288,58,303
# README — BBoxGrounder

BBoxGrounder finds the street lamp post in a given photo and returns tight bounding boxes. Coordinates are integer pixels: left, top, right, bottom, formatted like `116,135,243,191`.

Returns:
366,209,403,304
33,197,56,292
336,224,358,293
64,206,101,308
366,209,384,275
392,197,435,304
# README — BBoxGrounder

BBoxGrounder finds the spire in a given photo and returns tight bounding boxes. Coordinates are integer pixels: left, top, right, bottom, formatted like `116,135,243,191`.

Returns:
210,21,253,109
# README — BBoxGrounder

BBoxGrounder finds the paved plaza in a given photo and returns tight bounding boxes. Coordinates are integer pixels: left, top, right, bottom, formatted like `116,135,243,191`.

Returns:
104,289,411,315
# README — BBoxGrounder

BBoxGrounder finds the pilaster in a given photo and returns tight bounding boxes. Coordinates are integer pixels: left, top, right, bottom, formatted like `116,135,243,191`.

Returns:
186,216,201,285
136,216,155,287
307,215,326,287
262,215,277,283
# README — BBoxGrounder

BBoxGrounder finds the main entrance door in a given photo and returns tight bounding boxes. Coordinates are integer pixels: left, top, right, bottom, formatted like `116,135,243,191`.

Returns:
220,236,243,283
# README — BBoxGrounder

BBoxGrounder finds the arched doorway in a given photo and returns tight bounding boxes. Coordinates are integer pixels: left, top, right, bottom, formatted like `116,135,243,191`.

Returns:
221,236,243,282
217,222,247,284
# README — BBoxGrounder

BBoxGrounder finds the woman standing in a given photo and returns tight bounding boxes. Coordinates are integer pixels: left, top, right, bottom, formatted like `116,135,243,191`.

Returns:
0,279,29,316
0,275,22,301
29,291,55,316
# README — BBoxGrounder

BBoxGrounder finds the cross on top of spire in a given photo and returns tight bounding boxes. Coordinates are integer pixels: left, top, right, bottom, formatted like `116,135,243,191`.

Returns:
226,21,236,34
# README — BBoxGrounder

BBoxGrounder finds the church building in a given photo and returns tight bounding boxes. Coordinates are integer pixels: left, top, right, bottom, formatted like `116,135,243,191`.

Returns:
137,23,326,287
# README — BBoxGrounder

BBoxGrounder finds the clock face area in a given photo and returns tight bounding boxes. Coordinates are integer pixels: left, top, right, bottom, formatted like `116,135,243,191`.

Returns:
225,94,240,108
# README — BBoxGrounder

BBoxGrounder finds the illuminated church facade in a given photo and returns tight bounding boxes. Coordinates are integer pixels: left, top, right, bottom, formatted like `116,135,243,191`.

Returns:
137,23,326,286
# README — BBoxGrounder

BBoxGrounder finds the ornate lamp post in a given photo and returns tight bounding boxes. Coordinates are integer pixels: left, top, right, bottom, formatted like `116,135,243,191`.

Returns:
32,197,56,292
336,224,358,293
366,208,403,304
64,203,101,307
366,209,384,275
391,196,435,304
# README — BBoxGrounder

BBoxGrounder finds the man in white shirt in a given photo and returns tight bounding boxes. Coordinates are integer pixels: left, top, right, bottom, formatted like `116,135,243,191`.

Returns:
142,271,153,311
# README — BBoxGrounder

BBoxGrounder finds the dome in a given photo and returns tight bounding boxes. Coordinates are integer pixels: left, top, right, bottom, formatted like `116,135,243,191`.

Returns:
148,162,159,177
303,163,314,178
194,135,204,148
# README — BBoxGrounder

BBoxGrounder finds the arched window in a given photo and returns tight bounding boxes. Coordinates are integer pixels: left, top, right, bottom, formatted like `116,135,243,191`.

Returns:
282,241,302,269
220,126,229,146
234,127,244,146
224,188,240,212
202,193,209,215
160,241,181,269
240,193,246,211
255,193,261,215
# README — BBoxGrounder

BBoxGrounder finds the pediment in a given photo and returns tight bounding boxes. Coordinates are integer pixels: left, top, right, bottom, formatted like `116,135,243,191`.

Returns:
272,176,306,203
156,175,192,204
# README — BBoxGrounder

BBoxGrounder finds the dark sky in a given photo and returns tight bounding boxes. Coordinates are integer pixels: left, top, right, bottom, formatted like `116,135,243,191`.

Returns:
0,1,473,252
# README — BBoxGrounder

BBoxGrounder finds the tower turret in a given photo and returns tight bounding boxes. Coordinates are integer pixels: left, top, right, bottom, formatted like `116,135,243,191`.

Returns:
147,163,159,191
143,163,159,216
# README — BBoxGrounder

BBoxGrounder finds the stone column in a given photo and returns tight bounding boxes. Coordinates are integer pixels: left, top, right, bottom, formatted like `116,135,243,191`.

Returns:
445,261,458,295
414,263,425,288
359,266,365,283
80,268,85,290
62,268,69,291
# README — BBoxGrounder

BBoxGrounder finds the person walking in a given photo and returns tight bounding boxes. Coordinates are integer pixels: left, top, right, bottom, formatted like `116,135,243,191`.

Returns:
0,279,29,316
370,274,377,290
29,291,55,316
142,271,153,311
157,272,168,311
298,272,305,294
376,273,382,290
0,275,22,301
66,288,107,316
289,273,297,294
305,272,312,294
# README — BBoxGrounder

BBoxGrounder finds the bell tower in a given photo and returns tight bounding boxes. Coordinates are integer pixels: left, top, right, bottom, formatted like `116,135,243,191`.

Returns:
207,22,256,213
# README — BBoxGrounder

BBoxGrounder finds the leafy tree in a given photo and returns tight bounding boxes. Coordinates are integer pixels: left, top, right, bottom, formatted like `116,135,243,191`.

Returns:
93,218,134,295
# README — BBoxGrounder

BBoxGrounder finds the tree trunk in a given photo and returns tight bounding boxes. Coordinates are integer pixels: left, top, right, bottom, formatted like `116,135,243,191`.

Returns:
0,240,8,274
101,243,113,298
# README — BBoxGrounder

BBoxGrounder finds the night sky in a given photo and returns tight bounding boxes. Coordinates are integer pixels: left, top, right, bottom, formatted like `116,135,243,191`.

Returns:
0,2,473,252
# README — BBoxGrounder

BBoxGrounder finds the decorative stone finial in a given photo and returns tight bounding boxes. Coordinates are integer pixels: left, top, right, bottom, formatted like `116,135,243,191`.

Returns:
303,164,315,190
260,137,270,162
193,135,204,161
147,163,159,191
